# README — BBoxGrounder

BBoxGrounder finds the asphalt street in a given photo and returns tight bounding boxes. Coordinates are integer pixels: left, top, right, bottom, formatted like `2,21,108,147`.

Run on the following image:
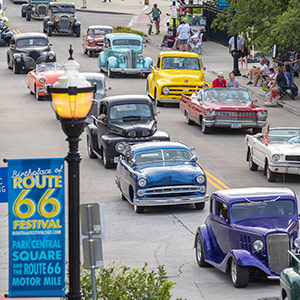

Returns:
0,3,300,300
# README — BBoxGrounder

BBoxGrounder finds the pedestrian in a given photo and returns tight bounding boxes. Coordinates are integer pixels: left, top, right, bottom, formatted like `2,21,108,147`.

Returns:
102,0,111,3
240,32,249,69
285,53,300,77
228,34,244,63
146,4,162,35
81,0,87,8
226,72,239,88
177,19,190,51
246,58,269,86
212,72,226,88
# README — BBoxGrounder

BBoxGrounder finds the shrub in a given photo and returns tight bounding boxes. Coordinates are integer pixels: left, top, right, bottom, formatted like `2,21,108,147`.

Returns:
113,26,147,37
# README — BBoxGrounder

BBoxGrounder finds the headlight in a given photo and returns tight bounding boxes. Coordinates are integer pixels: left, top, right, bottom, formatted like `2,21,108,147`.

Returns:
32,7,36,11
258,110,267,117
138,178,147,187
39,77,46,83
128,131,136,137
48,55,54,60
199,186,206,193
253,240,264,251
163,87,169,95
272,154,280,162
196,175,205,184
16,57,21,62
119,54,124,60
115,142,125,153
138,54,143,61
294,237,300,248
55,16,59,22
142,130,150,136
206,110,216,117
88,37,94,43
137,190,144,197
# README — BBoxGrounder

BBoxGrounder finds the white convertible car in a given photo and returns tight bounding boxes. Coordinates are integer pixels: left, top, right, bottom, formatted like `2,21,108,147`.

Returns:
245,127,300,182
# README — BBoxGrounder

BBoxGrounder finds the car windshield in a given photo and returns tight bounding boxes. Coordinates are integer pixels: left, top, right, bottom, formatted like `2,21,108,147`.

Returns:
52,6,74,13
112,39,141,47
161,57,200,70
202,88,251,102
36,62,60,73
268,128,300,144
16,38,48,48
231,199,295,219
85,78,103,92
93,28,113,35
134,149,192,164
109,104,151,120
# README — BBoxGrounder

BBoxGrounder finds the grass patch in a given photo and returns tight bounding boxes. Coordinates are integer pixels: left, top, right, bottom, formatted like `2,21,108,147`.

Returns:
113,26,147,37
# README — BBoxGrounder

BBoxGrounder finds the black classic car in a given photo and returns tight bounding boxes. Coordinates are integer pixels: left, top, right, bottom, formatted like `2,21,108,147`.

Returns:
43,2,80,37
7,32,56,74
86,95,170,168
21,0,50,21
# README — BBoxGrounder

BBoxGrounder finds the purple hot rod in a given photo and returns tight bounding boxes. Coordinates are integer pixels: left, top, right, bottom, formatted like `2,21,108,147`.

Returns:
195,187,299,288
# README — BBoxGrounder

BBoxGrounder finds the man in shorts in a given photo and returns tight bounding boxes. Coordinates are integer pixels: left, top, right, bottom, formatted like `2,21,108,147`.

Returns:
177,19,190,52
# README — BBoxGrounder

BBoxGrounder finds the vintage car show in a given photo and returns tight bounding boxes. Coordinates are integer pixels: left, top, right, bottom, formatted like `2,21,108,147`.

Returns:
0,0,300,299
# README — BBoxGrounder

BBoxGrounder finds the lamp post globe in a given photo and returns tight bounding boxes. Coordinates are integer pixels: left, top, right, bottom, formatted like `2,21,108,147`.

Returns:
49,45,96,300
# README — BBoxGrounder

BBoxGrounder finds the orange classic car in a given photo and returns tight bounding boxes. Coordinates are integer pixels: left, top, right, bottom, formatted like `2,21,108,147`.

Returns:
26,62,64,100
82,25,113,57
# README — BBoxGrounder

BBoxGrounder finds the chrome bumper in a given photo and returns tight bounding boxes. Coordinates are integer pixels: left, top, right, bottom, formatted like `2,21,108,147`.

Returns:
204,119,267,128
133,193,209,207
269,162,300,175
158,98,180,104
86,46,103,51
110,68,150,74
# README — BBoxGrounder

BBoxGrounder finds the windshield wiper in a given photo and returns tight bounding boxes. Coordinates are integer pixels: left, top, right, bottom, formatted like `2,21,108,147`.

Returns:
122,116,141,121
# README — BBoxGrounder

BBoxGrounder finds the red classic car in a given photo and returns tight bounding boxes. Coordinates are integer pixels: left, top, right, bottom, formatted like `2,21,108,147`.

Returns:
26,62,64,100
180,88,268,134
82,25,114,57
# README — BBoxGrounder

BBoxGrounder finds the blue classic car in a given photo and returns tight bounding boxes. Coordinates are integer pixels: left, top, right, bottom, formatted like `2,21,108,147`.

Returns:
115,141,209,213
98,33,153,78
195,188,299,288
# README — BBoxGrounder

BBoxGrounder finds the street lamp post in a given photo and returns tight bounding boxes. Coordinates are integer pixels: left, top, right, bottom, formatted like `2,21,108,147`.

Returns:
48,45,96,300
232,34,241,76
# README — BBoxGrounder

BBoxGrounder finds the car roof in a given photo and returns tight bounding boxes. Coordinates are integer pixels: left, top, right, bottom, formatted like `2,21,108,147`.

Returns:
212,187,296,205
102,95,151,106
13,32,48,40
105,33,142,40
49,2,75,6
88,25,113,30
131,142,189,154
81,72,105,80
159,51,200,58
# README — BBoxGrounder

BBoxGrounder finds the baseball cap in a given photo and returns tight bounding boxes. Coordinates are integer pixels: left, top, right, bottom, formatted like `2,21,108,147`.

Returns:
218,72,224,77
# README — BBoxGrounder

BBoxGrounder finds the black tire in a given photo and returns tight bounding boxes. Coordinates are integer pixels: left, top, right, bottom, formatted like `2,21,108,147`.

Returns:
103,149,114,169
43,26,47,33
252,127,262,134
75,26,80,38
26,10,31,21
195,234,209,267
121,194,127,201
266,162,277,182
13,61,20,74
185,111,194,125
201,117,211,134
230,259,249,288
47,26,53,37
88,51,92,57
21,9,26,17
134,204,144,214
248,153,258,171
195,202,205,210
281,289,288,300
87,136,97,159
107,64,115,78
35,85,43,101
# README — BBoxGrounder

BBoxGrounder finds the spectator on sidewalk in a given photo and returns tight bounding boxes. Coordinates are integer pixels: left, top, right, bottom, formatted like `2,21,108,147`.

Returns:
176,19,190,51
81,0,87,8
228,34,244,61
246,58,269,86
285,53,300,77
240,32,249,69
160,25,173,48
263,68,276,96
146,4,162,35
212,72,227,88
226,72,239,88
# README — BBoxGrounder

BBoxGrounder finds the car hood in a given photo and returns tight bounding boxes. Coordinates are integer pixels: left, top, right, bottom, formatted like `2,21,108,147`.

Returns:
268,143,300,155
93,36,104,41
159,70,203,83
134,162,202,187
202,101,259,110
233,217,297,235
37,70,64,77
109,119,156,136
16,47,50,54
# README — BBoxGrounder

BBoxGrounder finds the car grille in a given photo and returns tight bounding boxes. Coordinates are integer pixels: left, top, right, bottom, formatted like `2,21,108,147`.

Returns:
96,42,103,46
126,50,136,68
29,50,41,62
163,86,196,97
60,16,70,31
267,233,289,275
239,235,252,252
140,185,203,196
285,155,300,161
37,4,47,16
215,111,257,122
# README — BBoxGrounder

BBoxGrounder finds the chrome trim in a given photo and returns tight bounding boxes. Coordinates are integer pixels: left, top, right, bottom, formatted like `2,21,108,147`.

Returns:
110,68,150,74
269,162,300,168
139,185,205,196
158,98,180,103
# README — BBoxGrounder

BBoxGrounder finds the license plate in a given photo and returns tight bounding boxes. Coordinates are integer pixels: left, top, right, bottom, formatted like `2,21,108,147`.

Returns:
114,157,119,163
231,123,242,129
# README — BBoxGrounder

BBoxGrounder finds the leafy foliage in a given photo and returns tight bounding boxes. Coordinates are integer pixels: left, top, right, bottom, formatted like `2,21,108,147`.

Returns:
113,26,147,37
211,0,300,51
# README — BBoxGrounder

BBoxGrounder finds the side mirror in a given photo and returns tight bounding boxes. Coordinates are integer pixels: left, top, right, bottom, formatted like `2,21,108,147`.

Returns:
190,155,198,161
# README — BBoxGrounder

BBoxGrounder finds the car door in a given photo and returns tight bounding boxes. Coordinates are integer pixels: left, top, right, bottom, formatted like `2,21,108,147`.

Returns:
190,94,203,124
152,57,161,95
83,29,89,49
97,102,108,146
119,156,133,200
27,70,36,93
251,135,266,167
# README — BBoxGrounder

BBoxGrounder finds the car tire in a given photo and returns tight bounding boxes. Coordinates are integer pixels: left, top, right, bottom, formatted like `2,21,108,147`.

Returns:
47,26,53,37
121,194,127,201
26,10,31,21
134,204,144,214
107,64,115,78
185,111,194,125
154,89,163,107
252,128,262,134
21,9,26,18
87,136,97,159
266,162,277,182
230,259,249,288
195,234,209,267
201,117,211,134
35,85,43,101
248,153,258,171
88,51,92,57
103,149,113,169
75,26,80,38
195,202,205,210
13,61,20,74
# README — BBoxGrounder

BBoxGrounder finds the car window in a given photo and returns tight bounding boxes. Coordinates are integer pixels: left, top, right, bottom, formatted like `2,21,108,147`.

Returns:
16,38,48,48
93,28,113,35
210,196,215,214
216,200,228,220
231,199,295,219
268,129,300,143
109,104,151,120
156,57,160,68
99,103,107,115
202,88,251,103
85,78,103,91
112,39,141,47
161,57,200,70
52,6,74,13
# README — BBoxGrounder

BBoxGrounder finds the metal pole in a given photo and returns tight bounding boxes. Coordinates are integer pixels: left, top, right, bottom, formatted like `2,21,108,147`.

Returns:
232,34,241,76
172,0,176,39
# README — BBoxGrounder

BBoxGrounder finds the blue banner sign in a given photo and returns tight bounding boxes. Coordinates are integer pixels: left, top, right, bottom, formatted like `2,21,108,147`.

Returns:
218,0,230,9
8,158,65,298
0,167,8,203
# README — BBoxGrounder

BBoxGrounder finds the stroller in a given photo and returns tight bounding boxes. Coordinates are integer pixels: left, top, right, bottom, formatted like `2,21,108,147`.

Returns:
189,30,203,55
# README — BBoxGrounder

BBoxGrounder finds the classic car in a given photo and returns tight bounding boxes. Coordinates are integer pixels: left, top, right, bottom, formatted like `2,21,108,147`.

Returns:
21,0,50,21
98,33,152,78
83,25,113,57
245,127,300,182
43,2,81,37
195,187,299,288
26,62,64,100
0,22,13,46
0,2,9,26
86,95,170,168
7,33,56,74
147,51,210,106
180,88,268,134
280,251,300,300
115,141,208,213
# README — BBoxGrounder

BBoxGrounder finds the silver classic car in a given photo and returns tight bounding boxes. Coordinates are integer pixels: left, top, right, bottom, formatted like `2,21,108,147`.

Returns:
245,127,300,182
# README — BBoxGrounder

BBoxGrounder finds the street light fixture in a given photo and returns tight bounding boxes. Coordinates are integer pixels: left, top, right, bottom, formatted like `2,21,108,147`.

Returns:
48,45,96,300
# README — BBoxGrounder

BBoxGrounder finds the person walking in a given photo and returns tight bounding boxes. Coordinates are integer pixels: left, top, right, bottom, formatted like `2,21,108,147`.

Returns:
177,19,190,51
146,4,162,35
228,34,244,65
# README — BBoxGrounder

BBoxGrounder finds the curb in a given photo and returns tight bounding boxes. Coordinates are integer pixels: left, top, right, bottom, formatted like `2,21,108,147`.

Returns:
76,8,133,15
277,100,300,117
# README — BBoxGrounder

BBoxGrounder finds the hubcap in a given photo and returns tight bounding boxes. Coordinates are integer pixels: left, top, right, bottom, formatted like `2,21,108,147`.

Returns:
133,204,138,212
103,152,107,166
87,138,91,155
185,113,189,123
196,239,202,262
231,260,237,283
249,156,253,168
201,120,205,132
